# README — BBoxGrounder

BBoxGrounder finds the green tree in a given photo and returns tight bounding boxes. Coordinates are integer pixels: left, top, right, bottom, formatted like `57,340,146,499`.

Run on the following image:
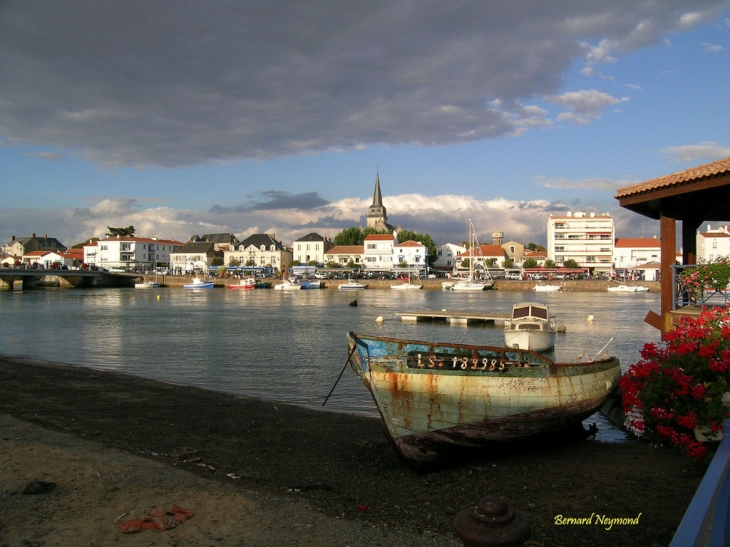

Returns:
291,260,301,266
107,226,135,237
211,257,224,266
563,259,579,268
545,259,556,269
228,258,241,266
523,258,538,268
503,258,514,268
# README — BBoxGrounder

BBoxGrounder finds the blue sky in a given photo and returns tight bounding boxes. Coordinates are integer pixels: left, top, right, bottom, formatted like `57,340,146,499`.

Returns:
1,1,729,249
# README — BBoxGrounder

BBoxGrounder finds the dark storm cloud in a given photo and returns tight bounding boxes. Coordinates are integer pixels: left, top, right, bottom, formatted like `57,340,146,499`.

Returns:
210,191,330,214
1,0,725,167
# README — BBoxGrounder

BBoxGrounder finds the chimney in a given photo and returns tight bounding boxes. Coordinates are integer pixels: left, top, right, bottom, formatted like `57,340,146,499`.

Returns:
11,235,15,241
32,233,36,238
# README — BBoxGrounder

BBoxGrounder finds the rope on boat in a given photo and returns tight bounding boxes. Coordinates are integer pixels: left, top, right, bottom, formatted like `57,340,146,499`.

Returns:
322,343,357,407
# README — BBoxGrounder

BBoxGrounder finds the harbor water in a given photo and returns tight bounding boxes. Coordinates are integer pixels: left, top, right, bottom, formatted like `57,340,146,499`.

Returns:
0,287,662,441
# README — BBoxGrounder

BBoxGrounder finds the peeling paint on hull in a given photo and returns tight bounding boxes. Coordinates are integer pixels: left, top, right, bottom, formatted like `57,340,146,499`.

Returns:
347,331,621,468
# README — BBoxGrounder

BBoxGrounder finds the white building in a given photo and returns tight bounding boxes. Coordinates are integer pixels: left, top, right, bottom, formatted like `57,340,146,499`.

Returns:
362,233,397,272
613,237,661,270
697,224,730,262
84,236,183,270
547,211,614,272
323,245,364,268
292,233,332,265
393,240,429,273
432,243,466,272
223,234,292,275
21,250,76,269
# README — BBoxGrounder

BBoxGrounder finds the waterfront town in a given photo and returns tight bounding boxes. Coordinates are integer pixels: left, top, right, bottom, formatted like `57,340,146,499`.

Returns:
2,175,729,281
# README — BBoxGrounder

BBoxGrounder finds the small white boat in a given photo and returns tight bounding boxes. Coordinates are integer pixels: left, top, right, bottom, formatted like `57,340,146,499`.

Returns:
338,279,368,290
135,280,160,289
446,219,494,291
607,284,649,293
504,302,557,352
183,277,214,289
532,284,562,292
391,274,422,290
275,279,303,290
229,278,256,290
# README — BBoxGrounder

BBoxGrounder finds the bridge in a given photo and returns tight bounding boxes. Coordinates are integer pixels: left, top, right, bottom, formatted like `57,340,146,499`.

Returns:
0,268,136,290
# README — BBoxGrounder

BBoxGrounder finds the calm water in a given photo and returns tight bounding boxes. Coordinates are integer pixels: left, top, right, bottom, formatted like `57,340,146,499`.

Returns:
0,287,662,440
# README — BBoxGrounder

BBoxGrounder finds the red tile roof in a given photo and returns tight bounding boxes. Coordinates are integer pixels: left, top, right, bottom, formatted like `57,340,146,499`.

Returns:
326,245,363,254
615,156,730,199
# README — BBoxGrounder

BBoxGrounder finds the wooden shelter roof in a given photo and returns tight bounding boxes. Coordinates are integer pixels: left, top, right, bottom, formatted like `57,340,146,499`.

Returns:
614,157,730,220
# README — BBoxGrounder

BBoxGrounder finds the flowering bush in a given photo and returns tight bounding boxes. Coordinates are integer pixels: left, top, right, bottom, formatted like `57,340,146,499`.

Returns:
679,257,730,298
621,306,730,460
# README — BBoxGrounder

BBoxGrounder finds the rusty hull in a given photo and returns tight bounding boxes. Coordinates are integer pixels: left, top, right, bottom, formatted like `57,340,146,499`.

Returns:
347,332,621,467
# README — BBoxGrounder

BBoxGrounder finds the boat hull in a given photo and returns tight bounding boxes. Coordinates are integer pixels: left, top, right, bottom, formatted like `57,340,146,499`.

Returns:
504,329,555,352
347,332,620,467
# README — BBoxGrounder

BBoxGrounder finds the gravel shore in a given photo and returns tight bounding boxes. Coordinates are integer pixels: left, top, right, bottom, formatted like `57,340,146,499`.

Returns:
0,355,704,546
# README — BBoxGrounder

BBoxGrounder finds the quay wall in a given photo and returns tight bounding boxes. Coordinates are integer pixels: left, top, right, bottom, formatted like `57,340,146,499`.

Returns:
148,275,660,293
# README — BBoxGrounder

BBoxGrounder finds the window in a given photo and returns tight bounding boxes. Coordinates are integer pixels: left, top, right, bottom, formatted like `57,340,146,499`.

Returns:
555,246,564,252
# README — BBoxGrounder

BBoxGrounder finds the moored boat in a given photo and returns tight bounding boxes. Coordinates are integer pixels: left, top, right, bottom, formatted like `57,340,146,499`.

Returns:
607,284,649,293
503,302,556,352
532,284,562,292
134,280,160,289
346,331,620,468
338,278,367,290
183,277,214,289
229,278,256,289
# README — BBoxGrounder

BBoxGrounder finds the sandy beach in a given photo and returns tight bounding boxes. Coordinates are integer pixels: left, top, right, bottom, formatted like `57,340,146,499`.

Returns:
0,355,706,546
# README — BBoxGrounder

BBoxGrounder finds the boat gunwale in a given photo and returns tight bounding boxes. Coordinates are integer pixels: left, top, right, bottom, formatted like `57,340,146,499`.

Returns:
347,331,618,368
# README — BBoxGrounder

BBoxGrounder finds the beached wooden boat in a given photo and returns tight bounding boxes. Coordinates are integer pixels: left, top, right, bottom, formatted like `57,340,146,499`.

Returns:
503,302,556,352
346,331,620,468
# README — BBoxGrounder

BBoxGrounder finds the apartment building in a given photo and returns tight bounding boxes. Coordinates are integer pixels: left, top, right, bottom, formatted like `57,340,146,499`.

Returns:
84,236,184,270
697,224,730,262
292,233,332,265
547,211,614,272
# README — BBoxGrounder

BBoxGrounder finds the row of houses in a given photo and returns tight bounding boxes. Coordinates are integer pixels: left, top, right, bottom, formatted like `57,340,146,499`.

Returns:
3,223,730,276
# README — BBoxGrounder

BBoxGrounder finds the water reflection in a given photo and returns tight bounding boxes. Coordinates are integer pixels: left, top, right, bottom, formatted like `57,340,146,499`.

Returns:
0,287,662,441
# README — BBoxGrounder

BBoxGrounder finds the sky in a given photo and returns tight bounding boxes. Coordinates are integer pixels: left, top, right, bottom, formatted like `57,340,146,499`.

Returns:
1,0,729,249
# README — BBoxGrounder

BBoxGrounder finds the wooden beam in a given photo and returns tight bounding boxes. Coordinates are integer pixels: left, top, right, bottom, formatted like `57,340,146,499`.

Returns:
660,213,676,335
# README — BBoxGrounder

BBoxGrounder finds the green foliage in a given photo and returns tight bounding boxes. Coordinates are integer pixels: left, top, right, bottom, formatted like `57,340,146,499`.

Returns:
545,259,556,269
563,259,579,268
228,258,241,266
107,226,135,237
523,258,538,268
503,258,514,268
211,257,224,266
291,260,301,266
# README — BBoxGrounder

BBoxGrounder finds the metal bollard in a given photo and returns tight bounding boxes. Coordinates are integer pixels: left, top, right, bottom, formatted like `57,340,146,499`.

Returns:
453,496,531,547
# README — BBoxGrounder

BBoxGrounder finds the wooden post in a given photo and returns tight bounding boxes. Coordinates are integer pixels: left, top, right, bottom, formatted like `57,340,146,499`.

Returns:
659,214,676,334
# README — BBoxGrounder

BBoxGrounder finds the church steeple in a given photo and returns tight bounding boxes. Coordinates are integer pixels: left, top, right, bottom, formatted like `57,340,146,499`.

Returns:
367,172,389,230
372,173,384,207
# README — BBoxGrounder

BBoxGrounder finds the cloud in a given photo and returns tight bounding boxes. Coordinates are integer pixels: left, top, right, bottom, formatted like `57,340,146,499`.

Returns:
534,176,640,191
3,192,624,250
662,142,730,163
546,89,630,124
0,1,724,168
701,42,726,52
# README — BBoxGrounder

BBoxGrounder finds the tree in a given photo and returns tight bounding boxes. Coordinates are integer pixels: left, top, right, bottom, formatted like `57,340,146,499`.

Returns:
503,258,514,269
107,226,135,237
563,259,579,268
523,258,538,268
545,259,556,269
211,257,224,266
